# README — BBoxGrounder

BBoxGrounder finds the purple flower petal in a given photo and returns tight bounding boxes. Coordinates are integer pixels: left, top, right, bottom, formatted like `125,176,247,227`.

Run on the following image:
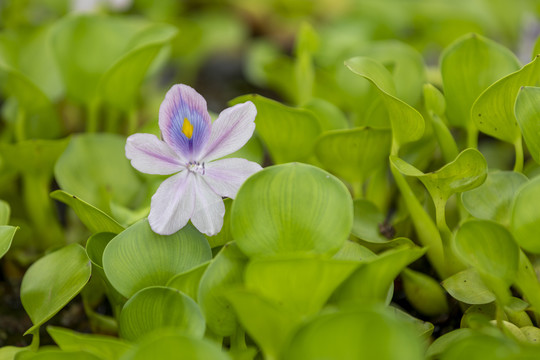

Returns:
191,175,225,236
148,171,195,235
126,134,185,175
200,101,257,161
159,84,211,161
202,158,262,199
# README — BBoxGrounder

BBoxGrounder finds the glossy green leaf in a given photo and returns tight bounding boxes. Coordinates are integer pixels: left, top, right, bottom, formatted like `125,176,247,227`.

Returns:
424,83,446,117
245,255,359,317
21,244,92,334
231,163,353,257
391,148,487,207
85,232,116,269
345,56,425,151
50,190,124,234
441,33,521,128
514,250,540,316
332,245,426,306
462,171,527,225
198,242,248,337
54,134,142,212
302,98,349,132
166,261,210,302
0,200,10,225
283,307,424,360
515,86,540,164
333,241,376,261
0,226,17,259
119,286,205,341
511,176,540,253
225,289,301,360
351,199,391,244
47,326,130,360
454,220,519,287
99,23,177,111
472,56,540,143
442,268,496,304
103,219,211,298
230,94,321,163
314,127,392,185
402,268,448,316
119,331,230,360
426,329,474,360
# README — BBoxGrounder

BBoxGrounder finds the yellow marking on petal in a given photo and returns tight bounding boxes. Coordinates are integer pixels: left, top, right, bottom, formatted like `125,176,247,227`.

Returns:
182,117,194,139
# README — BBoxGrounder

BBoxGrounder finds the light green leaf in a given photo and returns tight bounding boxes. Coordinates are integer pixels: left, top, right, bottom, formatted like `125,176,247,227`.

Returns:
333,241,376,261
442,268,496,304
54,134,142,212
472,56,540,143
351,199,391,244
198,242,248,337
462,171,527,225
511,176,540,253
50,190,124,234
283,307,425,360
231,163,353,257
0,138,69,176
119,330,230,360
166,262,210,302
47,326,130,360
230,94,321,163
0,200,10,225
15,349,101,360
455,220,519,291
302,98,349,132
314,127,392,185
102,220,211,298
21,244,92,335
245,255,359,317
426,329,474,360
402,268,448,316
424,83,446,117
515,86,540,164
345,56,425,151
441,33,521,128
119,286,205,341
0,226,17,259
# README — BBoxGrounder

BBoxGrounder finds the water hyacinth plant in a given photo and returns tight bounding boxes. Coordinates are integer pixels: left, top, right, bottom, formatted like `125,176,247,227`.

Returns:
2,1,540,359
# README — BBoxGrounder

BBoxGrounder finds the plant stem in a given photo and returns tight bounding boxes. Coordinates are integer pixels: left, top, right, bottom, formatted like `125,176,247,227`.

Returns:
466,122,478,149
127,108,138,135
513,137,524,173
86,101,99,133
230,327,247,352
15,107,26,142
30,328,40,351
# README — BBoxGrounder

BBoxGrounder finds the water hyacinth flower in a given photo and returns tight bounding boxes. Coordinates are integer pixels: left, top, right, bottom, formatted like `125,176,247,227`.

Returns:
126,84,262,236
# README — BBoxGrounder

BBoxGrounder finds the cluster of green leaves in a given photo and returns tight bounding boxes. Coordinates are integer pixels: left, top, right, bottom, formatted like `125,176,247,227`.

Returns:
2,0,540,359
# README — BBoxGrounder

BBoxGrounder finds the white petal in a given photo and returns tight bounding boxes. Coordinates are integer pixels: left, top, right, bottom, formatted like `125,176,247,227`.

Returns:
202,158,262,199
200,101,257,162
148,171,195,235
190,175,225,236
126,133,185,175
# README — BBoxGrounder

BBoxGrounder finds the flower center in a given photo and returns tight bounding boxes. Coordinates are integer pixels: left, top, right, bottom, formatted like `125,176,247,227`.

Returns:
187,161,205,175
182,117,194,139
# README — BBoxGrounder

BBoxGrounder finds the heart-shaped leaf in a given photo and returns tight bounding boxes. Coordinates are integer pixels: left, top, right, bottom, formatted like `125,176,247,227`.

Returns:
119,286,205,341
230,94,321,163
515,86,540,164
103,220,211,298
21,244,92,335
231,163,353,257
314,127,392,185
442,268,496,304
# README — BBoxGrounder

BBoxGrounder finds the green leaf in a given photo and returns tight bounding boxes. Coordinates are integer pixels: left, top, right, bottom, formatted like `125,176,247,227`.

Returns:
351,199,391,244
99,23,177,111
515,86,540,164
462,171,527,225
424,83,446,118
426,329,474,359
15,349,102,360
54,134,142,212
85,232,116,269
439,333,521,360
231,163,353,257
204,198,232,248
442,268,496,304
302,98,349,132
391,148,487,207
21,244,92,335
472,56,540,144
198,242,248,337
332,245,426,306
166,261,210,302
314,127,392,185
345,56,425,152
401,268,448,316
244,255,359,317
0,200,10,225
119,330,231,360
47,326,131,360
102,220,211,298
283,307,425,360
229,94,321,163
0,226,17,259
441,33,521,128
119,286,205,341
0,138,69,176
511,176,540,253
50,190,124,234
333,241,376,261
454,220,519,289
